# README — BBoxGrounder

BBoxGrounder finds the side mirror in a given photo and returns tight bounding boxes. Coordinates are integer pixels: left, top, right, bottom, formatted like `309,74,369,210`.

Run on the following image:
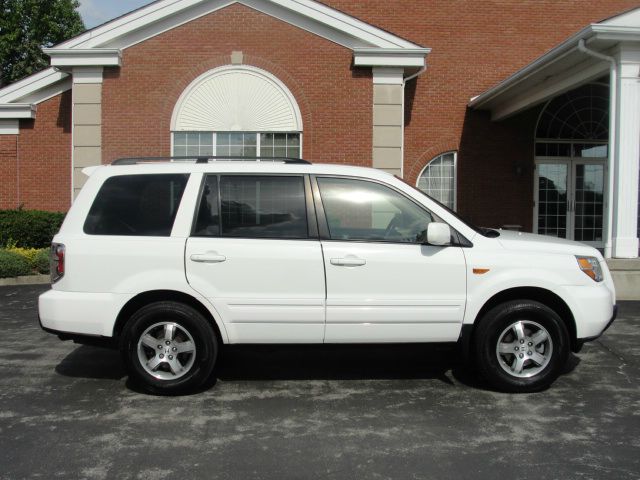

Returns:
425,222,451,246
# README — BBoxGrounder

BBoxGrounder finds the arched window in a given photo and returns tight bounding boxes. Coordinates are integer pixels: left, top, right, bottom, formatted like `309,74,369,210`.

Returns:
416,152,456,209
171,65,303,158
535,82,608,157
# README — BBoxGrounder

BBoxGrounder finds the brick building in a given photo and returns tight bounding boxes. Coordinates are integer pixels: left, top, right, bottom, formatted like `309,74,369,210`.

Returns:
0,0,638,258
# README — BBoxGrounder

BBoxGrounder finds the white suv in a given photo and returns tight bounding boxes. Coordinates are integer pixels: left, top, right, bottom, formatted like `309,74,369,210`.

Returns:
38,158,617,394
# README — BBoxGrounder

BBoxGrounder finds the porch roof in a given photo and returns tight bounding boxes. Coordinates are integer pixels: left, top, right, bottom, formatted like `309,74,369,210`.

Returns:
469,7,640,121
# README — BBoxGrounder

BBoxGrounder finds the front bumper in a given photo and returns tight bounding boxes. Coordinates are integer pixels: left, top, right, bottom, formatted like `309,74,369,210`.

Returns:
578,304,617,345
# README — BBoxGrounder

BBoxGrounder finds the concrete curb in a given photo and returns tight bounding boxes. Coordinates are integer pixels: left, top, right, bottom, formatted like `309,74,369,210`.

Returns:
0,274,50,287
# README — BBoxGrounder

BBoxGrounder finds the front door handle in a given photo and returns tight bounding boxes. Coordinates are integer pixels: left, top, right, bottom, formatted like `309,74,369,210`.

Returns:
190,253,227,263
330,256,366,267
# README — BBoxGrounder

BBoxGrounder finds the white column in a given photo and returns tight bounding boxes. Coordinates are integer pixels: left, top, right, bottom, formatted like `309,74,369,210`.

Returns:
612,45,640,258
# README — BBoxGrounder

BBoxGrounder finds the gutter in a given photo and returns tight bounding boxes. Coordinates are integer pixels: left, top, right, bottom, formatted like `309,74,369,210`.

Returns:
577,38,617,259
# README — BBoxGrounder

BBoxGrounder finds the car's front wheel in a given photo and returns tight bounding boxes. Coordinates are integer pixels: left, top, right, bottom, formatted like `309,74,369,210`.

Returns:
122,301,218,394
474,300,569,393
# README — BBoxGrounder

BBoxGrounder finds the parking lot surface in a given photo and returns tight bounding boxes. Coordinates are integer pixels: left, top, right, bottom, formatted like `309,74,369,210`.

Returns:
1,284,639,480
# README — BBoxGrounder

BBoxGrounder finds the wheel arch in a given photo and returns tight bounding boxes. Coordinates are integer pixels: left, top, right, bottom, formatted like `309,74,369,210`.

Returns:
113,290,227,344
460,287,578,359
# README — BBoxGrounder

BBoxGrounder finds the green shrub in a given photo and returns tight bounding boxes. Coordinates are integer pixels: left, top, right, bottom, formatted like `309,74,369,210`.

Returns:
0,249,31,278
32,248,50,274
0,209,65,248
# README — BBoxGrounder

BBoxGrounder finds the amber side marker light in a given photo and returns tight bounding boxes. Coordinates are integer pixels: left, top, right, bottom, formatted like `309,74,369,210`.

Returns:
473,268,490,275
576,256,603,282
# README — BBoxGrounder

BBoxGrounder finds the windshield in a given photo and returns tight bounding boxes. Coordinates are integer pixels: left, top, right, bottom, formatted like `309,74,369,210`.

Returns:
394,176,500,238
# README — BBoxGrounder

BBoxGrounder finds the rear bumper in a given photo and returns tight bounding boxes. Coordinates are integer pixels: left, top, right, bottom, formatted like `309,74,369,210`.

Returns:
39,316,117,348
38,288,129,337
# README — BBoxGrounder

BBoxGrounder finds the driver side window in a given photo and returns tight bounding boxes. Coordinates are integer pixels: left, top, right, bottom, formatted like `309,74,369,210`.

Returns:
317,177,434,243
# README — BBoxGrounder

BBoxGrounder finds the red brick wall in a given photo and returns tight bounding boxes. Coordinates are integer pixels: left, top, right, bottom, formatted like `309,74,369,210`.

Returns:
324,0,638,229
1,91,71,211
102,3,372,166
6,0,639,226
0,135,18,209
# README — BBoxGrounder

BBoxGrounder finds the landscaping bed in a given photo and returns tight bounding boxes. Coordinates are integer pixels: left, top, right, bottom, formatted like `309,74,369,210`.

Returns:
0,208,64,280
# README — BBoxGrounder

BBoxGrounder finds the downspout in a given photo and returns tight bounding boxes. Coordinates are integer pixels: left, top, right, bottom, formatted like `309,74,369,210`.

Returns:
401,65,427,179
577,38,617,258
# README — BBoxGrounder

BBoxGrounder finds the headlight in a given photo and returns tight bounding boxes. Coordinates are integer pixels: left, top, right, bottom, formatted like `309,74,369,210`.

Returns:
576,256,603,282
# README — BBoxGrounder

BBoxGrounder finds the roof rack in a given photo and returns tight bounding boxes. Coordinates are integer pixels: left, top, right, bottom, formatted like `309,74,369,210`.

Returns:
111,156,311,166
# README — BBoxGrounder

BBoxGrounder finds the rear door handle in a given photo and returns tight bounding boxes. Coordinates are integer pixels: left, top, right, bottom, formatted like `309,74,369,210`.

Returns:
190,253,227,263
330,257,366,267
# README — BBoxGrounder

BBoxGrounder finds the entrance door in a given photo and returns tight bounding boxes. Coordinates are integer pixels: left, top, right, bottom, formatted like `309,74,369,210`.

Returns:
534,159,605,247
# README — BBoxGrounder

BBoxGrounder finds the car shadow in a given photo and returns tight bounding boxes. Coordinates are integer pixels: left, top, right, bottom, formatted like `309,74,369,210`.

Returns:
53,343,581,394
55,344,126,380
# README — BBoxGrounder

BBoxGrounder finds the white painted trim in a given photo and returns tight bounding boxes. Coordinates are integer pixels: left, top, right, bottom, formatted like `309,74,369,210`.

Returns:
0,104,36,119
44,48,122,67
170,64,303,131
0,68,68,104
16,77,72,105
354,48,429,68
72,67,104,84
0,119,19,135
55,0,423,50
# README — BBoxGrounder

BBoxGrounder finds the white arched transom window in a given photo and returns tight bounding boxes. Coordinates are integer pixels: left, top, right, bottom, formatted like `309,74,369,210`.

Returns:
171,65,303,158
416,152,457,209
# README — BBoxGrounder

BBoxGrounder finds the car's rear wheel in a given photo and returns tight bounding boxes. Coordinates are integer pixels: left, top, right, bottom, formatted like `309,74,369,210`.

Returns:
474,300,569,393
122,301,217,394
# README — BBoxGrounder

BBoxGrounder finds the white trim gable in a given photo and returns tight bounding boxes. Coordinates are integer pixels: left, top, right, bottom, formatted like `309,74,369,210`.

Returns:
0,0,429,123
0,68,68,104
56,0,423,51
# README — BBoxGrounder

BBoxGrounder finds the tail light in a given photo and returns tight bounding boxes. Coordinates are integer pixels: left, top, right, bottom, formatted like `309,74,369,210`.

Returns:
50,243,65,283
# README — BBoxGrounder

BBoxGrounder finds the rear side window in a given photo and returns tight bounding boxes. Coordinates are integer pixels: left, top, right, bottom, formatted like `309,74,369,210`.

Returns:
84,174,189,236
193,175,308,239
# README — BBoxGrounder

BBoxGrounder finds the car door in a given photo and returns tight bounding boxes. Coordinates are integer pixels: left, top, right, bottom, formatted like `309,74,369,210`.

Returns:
313,176,467,343
185,173,325,343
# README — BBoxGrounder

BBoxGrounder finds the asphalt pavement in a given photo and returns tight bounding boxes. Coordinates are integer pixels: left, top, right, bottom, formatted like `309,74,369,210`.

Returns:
1,284,639,480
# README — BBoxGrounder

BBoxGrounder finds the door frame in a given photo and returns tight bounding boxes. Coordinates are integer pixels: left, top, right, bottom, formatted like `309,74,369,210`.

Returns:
534,157,607,248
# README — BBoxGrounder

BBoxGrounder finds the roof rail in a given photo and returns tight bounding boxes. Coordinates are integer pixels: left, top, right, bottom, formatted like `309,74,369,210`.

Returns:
111,156,311,165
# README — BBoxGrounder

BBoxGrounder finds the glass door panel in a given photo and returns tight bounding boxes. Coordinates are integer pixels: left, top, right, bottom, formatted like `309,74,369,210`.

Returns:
573,162,604,245
536,162,569,239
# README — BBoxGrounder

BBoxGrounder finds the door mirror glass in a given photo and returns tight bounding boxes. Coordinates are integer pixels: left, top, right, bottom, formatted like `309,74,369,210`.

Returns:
425,222,451,246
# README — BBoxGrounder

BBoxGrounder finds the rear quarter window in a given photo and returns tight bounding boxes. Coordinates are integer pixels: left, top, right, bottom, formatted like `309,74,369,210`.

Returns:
84,174,189,236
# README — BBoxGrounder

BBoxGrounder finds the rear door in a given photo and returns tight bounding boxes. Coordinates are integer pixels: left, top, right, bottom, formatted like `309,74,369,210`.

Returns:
313,176,467,343
185,174,325,343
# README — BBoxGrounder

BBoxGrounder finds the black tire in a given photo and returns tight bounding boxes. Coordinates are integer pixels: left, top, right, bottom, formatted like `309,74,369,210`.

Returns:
474,300,569,393
122,301,218,395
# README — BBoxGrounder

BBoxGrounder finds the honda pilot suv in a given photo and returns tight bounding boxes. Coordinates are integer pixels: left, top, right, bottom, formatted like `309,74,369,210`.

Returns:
38,157,617,394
